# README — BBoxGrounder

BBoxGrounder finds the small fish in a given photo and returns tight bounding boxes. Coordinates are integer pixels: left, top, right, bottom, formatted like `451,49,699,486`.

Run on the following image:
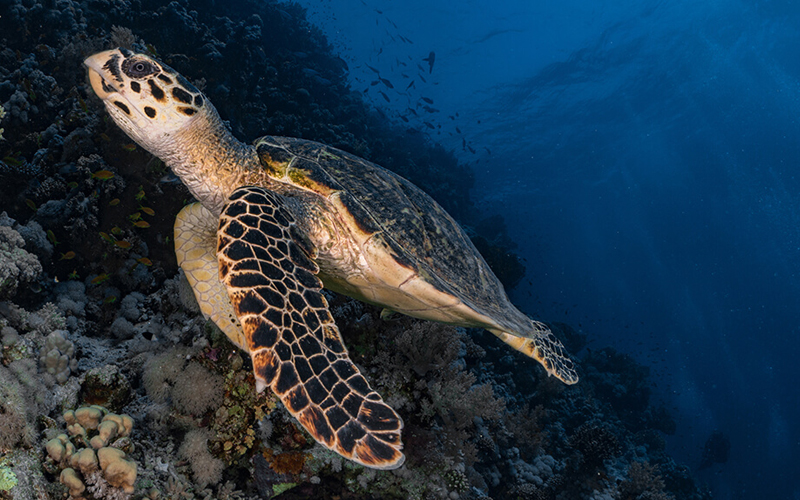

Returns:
109,198,121,206
421,97,434,104
92,170,115,180
77,94,88,114
67,181,79,189
114,240,132,249
59,251,76,260
405,80,415,91
67,270,79,280
129,212,141,221
136,257,153,266
103,295,117,304
135,186,146,201
2,156,23,167
132,220,150,228
91,273,110,285
47,230,60,246
422,51,436,73
365,64,380,74
99,232,114,244
380,77,394,89
100,133,111,142
140,206,155,216
378,91,390,102
111,226,123,236
122,143,137,152
423,121,435,129
25,199,37,211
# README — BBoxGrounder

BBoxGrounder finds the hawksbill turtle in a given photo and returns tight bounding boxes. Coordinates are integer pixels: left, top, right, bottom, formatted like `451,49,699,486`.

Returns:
84,48,578,469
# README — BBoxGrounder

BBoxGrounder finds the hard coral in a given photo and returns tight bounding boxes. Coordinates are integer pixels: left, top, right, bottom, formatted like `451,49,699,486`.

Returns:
568,422,622,470
0,218,43,299
618,461,674,500
38,329,77,384
45,406,137,499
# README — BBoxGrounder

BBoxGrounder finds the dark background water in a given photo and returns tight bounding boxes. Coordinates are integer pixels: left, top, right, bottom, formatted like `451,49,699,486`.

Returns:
298,0,800,498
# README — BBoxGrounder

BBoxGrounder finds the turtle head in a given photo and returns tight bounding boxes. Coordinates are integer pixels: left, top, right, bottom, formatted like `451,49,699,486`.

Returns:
84,48,211,156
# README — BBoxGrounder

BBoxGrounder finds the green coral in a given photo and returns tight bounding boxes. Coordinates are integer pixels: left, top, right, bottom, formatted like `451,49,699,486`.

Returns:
209,364,277,463
0,465,17,491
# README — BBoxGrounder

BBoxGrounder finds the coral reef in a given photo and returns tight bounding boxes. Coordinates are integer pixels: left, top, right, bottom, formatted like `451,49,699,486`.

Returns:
0,0,712,499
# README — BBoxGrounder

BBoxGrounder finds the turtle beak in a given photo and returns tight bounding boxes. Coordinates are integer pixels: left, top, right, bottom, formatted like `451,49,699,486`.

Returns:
84,50,122,101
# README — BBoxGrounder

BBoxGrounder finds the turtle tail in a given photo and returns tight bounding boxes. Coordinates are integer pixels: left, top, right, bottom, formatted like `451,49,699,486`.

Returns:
488,320,579,384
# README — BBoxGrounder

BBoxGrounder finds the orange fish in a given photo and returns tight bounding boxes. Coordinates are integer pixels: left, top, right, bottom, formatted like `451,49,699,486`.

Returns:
122,143,137,152
109,198,121,206
136,257,153,266
132,220,150,228
91,273,110,285
25,199,37,211
59,251,76,260
99,232,114,244
114,240,132,249
140,206,155,216
103,295,117,304
92,170,115,180
111,226,123,236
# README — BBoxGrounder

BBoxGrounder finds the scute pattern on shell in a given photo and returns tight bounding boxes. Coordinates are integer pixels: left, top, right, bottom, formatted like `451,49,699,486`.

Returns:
253,136,510,318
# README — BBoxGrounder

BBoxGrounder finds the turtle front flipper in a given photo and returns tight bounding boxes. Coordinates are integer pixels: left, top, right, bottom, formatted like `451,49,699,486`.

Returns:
175,202,248,350
218,186,405,470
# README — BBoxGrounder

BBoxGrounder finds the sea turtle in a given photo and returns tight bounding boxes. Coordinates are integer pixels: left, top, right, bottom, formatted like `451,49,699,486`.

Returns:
84,48,578,469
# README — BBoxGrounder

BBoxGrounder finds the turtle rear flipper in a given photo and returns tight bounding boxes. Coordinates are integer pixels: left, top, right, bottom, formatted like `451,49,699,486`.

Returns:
489,321,578,384
218,186,404,469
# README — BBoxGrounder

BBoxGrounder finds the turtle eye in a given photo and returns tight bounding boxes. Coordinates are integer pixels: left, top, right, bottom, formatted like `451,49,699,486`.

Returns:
122,58,158,79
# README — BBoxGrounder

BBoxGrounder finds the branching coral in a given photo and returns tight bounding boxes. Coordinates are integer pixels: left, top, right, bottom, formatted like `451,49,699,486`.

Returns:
568,422,622,470
0,218,43,299
618,461,675,500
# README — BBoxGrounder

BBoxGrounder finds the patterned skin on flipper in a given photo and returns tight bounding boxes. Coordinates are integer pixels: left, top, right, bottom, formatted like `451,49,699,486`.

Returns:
174,202,248,350
217,186,405,469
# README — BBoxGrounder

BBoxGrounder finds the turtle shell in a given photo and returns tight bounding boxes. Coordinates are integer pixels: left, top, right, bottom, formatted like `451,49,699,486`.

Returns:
251,135,523,331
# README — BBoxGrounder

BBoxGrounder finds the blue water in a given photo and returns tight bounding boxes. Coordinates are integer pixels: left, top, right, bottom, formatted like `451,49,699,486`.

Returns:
299,1,800,498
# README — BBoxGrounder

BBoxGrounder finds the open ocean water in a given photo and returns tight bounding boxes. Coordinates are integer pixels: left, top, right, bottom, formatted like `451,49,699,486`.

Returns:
299,0,800,498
